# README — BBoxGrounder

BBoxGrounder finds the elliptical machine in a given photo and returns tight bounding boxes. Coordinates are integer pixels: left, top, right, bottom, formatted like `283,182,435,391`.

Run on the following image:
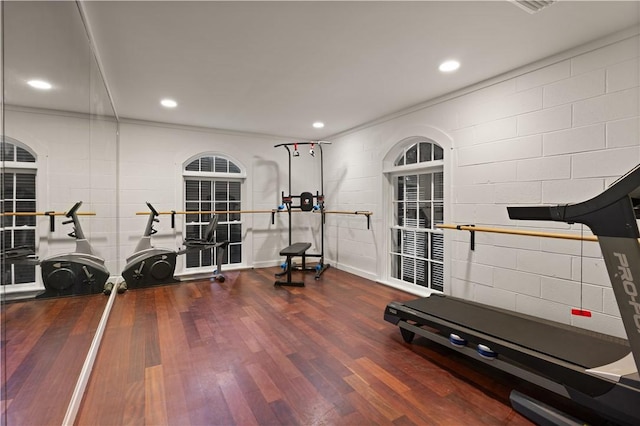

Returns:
121,202,227,289
39,201,110,298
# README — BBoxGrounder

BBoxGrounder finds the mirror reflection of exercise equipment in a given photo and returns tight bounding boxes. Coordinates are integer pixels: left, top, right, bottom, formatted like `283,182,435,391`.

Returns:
2,201,109,298
121,202,228,290
1,201,110,298
39,201,110,298
385,163,640,426
273,141,331,287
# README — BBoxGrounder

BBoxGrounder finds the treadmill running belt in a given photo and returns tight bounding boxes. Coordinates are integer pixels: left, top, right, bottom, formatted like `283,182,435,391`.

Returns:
404,295,630,369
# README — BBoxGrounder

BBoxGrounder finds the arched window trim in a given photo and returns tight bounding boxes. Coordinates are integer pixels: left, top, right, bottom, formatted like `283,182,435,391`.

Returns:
393,138,443,166
182,151,247,178
2,136,37,166
383,136,442,173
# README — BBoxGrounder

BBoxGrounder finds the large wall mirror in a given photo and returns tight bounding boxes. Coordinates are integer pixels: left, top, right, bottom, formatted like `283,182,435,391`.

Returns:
1,1,118,423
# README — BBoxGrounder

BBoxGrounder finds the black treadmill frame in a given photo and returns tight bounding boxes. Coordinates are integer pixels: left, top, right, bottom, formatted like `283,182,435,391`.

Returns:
384,163,640,425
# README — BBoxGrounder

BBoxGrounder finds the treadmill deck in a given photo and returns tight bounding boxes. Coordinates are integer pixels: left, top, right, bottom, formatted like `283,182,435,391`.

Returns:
402,295,630,369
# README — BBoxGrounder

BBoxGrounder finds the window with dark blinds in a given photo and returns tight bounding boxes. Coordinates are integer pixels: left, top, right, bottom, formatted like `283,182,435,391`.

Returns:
1,139,37,285
184,154,243,270
185,155,242,174
390,139,444,292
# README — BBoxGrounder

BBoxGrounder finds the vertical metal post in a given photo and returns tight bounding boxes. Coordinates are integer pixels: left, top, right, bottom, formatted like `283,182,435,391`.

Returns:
319,143,325,264
284,145,292,246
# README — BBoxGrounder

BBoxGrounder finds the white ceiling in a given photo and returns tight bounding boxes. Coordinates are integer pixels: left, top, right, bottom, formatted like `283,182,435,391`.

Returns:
5,1,640,140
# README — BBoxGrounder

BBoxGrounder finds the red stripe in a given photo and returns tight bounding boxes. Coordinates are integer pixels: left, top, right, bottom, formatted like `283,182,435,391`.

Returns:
571,309,592,317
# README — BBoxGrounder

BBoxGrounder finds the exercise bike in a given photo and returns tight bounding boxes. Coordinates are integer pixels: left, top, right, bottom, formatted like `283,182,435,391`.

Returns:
39,201,110,298
121,202,227,289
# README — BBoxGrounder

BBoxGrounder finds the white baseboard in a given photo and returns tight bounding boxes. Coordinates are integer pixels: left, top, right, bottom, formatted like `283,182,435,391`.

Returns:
374,279,433,297
326,260,378,282
252,260,283,269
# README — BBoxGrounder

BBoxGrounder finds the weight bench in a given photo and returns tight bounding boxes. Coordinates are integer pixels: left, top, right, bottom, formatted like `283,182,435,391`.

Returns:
275,242,311,287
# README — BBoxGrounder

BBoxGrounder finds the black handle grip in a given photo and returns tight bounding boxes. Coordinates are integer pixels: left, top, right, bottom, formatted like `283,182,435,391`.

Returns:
146,202,159,217
507,206,556,221
66,201,83,218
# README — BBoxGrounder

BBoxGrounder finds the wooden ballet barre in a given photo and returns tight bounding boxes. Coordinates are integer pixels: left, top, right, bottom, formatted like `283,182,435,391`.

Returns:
134,208,374,229
134,209,279,229
1,210,96,232
135,210,275,215
135,209,373,216
437,223,598,251
320,210,373,228
1,211,96,216
321,210,373,215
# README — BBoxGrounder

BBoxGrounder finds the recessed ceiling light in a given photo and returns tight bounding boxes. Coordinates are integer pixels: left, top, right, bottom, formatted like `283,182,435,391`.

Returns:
439,60,460,73
313,122,325,129
161,99,177,108
27,80,52,90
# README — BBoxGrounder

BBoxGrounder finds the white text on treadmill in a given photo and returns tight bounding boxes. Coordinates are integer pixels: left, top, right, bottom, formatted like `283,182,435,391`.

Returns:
614,252,640,334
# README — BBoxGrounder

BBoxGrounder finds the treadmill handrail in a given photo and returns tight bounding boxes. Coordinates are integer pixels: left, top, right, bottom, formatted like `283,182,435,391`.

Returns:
508,163,640,238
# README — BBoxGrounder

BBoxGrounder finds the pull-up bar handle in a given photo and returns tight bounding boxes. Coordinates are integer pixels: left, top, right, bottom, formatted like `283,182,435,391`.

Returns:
273,141,332,148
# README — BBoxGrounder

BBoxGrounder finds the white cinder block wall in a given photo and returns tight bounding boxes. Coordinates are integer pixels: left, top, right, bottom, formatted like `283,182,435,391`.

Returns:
326,32,640,338
4,109,119,277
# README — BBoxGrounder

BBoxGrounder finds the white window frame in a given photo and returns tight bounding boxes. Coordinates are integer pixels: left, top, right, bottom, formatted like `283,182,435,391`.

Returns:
389,162,444,291
177,153,247,277
380,127,452,297
1,138,42,298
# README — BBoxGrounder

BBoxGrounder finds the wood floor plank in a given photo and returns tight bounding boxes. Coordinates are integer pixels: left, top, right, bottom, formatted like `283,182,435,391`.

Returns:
268,398,300,425
123,380,145,425
245,362,283,403
216,370,259,426
355,356,412,394
164,371,190,425
345,388,397,425
344,373,405,422
144,365,168,425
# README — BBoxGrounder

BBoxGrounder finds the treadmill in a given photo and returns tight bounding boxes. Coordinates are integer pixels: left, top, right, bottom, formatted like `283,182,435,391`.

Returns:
384,163,640,425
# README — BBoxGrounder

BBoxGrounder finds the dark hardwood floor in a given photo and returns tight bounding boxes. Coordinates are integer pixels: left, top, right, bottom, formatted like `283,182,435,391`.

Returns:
72,267,533,426
1,294,106,426
1,267,550,425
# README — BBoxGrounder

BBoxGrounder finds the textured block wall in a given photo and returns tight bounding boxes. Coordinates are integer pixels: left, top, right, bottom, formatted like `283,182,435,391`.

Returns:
117,122,292,272
4,110,120,277
328,33,640,338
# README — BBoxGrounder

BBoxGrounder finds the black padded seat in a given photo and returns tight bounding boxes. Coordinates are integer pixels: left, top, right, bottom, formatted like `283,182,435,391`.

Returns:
275,242,312,287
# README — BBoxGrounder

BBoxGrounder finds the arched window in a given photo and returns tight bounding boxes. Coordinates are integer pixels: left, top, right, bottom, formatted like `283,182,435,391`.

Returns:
387,137,444,292
183,153,245,270
1,138,37,286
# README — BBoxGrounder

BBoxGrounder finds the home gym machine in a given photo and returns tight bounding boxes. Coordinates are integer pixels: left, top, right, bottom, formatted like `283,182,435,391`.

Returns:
384,164,640,425
273,141,331,286
38,201,110,298
121,202,227,289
